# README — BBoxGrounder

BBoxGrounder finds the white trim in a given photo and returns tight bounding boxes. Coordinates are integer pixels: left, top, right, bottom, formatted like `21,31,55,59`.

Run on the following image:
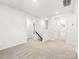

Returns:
0,41,26,50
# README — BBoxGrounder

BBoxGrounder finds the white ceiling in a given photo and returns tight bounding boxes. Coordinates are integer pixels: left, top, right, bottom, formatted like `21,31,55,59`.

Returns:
0,0,77,17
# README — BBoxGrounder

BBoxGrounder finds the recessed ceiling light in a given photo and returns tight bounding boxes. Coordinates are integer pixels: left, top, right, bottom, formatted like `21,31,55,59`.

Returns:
56,11,59,14
33,0,37,3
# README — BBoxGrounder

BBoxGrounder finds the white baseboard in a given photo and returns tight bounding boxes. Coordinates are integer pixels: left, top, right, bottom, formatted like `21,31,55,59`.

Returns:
0,40,26,50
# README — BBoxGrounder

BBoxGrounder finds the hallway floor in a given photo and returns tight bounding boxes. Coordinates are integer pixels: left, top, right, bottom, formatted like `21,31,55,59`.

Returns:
0,40,77,59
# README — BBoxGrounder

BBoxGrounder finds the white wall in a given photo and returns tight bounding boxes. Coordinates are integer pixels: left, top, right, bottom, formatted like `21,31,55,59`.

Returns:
0,4,27,50
26,17,34,40
65,3,78,52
